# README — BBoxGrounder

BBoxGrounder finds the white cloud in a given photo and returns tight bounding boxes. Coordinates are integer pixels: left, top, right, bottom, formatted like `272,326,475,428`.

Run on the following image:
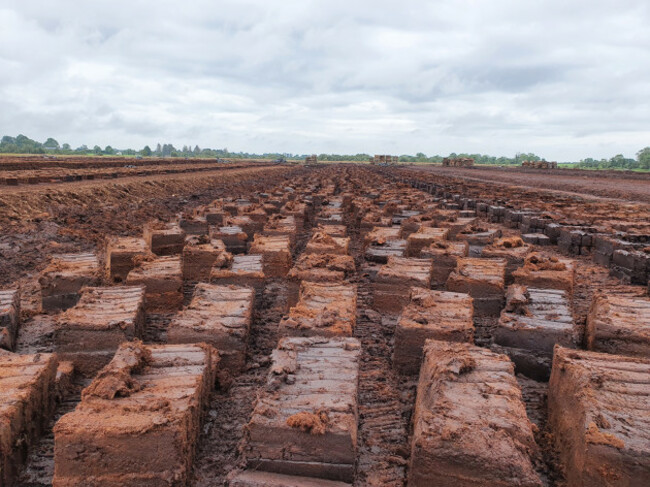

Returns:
0,0,648,160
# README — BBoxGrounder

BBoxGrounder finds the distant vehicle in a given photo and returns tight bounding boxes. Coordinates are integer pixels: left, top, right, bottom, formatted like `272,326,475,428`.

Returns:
135,156,143,160
274,157,287,163
124,164,137,168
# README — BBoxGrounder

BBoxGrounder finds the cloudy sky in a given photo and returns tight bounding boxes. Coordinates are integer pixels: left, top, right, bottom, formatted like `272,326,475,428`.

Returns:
1,0,648,160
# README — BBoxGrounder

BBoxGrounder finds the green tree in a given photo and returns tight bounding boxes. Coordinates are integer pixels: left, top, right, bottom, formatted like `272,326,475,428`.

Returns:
637,147,650,169
141,145,152,156
93,145,103,155
43,137,60,149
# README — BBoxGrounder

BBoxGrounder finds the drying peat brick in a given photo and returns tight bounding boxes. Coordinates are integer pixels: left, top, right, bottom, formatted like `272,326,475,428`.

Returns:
182,236,231,281
586,294,650,357
230,470,352,487
482,236,533,284
457,225,502,246
494,285,578,380
512,252,576,293
263,215,298,249
287,254,356,308
305,232,350,256
179,215,209,235
315,224,347,238
39,253,101,312
210,254,266,298
439,216,478,239
126,256,183,312
317,208,345,227
227,215,263,240
408,340,542,487
373,256,433,314
280,282,357,337
106,237,152,283
405,227,449,257
54,286,145,376
363,226,401,249
548,346,650,487
168,284,253,375
446,258,506,316
244,336,361,482
393,289,474,375
282,201,310,231
249,234,293,278
211,225,249,254
521,233,551,246
0,289,20,351
421,240,469,287
143,221,186,256
53,341,217,487
360,212,393,236
0,352,58,487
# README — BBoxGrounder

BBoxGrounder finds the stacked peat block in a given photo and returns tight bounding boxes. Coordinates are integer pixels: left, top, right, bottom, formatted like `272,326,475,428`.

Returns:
263,215,298,249
54,286,145,376
106,237,153,283
457,225,502,257
212,225,249,254
304,231,350,256
609,247,650,285
281,200,311,232
513,253,576,293
230,471,351,486
359,211,393,237
393,288,474,374
182,236,231,281
0,352,58,487
373,257,433,314
227,215,263,241
179,214,209,235
421,240,469,288
557,226,594,255
315,223,347,238
364,227,406,263
405,227,448,257
481,236,533,284
249,234,293,278
210,254,266,300
0,289,20,350
39,253,101,312
286,254,356,308
439,216,478,240
243,336,360,483
408,340,542,486
494,285,579,380
446,258,506,316
586,294,650,357
53,341,217,487
280,282,357,337
548,346,650,487
168,284,254,377
126,256,183,312
143,221,186,255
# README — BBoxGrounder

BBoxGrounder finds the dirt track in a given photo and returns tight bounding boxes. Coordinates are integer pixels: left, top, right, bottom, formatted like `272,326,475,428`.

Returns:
407,165,650,203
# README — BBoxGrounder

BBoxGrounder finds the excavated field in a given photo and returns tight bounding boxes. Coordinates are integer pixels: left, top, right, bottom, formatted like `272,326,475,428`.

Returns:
1,163,649,487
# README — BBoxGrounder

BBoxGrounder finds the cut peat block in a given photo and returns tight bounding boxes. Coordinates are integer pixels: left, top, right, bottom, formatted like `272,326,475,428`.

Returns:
167,284,254,375
512,252,576,293
393,289,474,375
0,352,58,487
439,216,478,240
287,254,356,308
446,257,506,316
548,346,650,487
263,215,298,249
315,224,347,238
179,215,209,235
494,285,578,380
408,340,542,487
210,254,266,299
281,201,310,231
106,237,152,283
226,215,263,240
53,341,217,487
363,226,401,249
481,237,533,284
39,253,101,312
587,294,650,357
0,289,20,351
249,234,293,278
143,221,186,256
54,286,145,376
244,336,361,483
305,232,350,256
421,240,469,288
405,227,449,257
373,257,433,314
211,225,249,254
126,256,183,312
365,239,406,264
182,236,230,281
230,471,351,487
280,282,357,337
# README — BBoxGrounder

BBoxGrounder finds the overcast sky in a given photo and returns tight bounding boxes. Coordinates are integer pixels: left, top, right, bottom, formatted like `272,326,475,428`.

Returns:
1,0,648,160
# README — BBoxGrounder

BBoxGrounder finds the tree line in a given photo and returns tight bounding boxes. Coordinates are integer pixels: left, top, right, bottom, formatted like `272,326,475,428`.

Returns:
0,134,647,169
